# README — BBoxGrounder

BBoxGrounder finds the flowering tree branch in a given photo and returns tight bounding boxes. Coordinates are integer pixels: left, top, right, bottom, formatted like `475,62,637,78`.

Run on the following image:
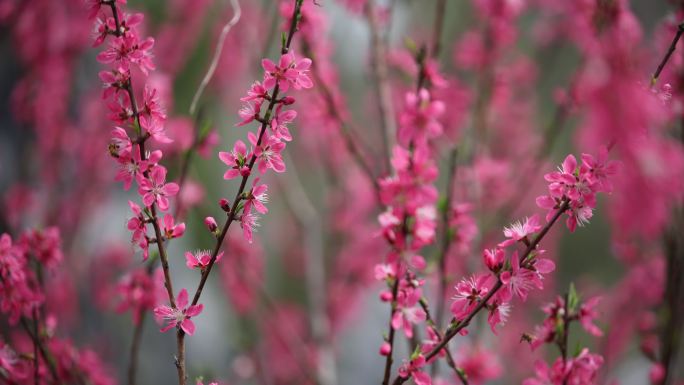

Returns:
391,199,570,385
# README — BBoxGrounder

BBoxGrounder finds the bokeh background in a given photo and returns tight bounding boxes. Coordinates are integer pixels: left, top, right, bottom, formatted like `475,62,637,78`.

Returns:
0,0,682,384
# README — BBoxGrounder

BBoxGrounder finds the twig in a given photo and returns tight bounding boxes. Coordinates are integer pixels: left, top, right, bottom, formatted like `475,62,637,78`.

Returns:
366,0,397,173
420,299,468,385
430,0,447,58
176,3,308,384
381,277,401,385
189,0,242,116
391,200,570,385
302,43,380,192
127,312,146,385
278,152,338,385
435,148,458,329
652,22,684,86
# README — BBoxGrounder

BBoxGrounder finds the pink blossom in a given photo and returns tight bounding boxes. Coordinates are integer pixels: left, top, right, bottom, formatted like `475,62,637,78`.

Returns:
115,148,161,190
456,345,503,385
219,140,251,180
97,34,156,75
451,274,491,321
110,126,132,156
499,215,541,247
270,104,296,141
116,268,162,325
581,146,619,193
100,68,131,100
398,354,431,385
127,200,147,242
398,89,445,146
185,250,223,270
499,252,554,302
413,205,437,247
237,101,262,127
139,86,170,143
240,212,259,244
137,166,179,211
161,214,185,240
244,178,268,214
487,298,510,333
153,288,203,335
483,248,505,272
86,0,126,19
241,81,269,102
262,51,313,92
578,296,603,337
248,132,286,174
391,305,426,339
374,263,397,281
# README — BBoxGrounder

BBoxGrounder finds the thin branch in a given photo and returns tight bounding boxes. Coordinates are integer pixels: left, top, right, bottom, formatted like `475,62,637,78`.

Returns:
303,42,380,192
435,148,458,329
420,299,468,385
127,312,146,385
381,277,401,385
391,200,570,385
430,0,447,58
366,0,397,173
176,3,307,384
189,0,242,116
652,21,684,86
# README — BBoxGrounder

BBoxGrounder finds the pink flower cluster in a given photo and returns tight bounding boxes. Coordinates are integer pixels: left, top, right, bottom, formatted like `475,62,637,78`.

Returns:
219,50,312,243
0,231,53,324
536,147,619,232
524,349,604,385
524,291,605,385
92,0,184,261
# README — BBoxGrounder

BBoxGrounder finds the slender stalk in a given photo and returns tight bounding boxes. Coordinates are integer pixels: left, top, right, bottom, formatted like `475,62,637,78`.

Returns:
420,299,468,385
366,0,397,173
19,317,59,383
430,0,447,58
435,148,458,328
381,277,401,385
127,312,147,385
391,200,569,385
303,42,380,191
174,3,307,384
652,22,684,86
32,309,39,385
560,292,570,385
189,0,242,116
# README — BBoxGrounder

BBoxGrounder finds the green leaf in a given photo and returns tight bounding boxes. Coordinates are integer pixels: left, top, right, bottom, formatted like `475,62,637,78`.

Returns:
568,282,579,313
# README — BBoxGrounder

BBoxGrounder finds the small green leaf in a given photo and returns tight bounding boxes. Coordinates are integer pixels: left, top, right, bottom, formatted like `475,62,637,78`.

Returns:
568,282,579,313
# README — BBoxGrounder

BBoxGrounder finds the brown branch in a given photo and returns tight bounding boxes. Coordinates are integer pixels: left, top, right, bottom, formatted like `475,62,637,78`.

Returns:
435,148,458,328
419,299,468,385
302,43,380,192
430,0,447,58
174,2,308,384
652,21,684,86
381,277,401,385
366,0,397,173
391,200,569,385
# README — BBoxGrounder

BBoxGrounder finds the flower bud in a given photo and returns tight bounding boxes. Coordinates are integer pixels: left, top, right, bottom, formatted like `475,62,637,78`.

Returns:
219,198,231,212
204,217,218,232
379,291,393,302
379,342,391,356
483,248,505,272
281,96,296,105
